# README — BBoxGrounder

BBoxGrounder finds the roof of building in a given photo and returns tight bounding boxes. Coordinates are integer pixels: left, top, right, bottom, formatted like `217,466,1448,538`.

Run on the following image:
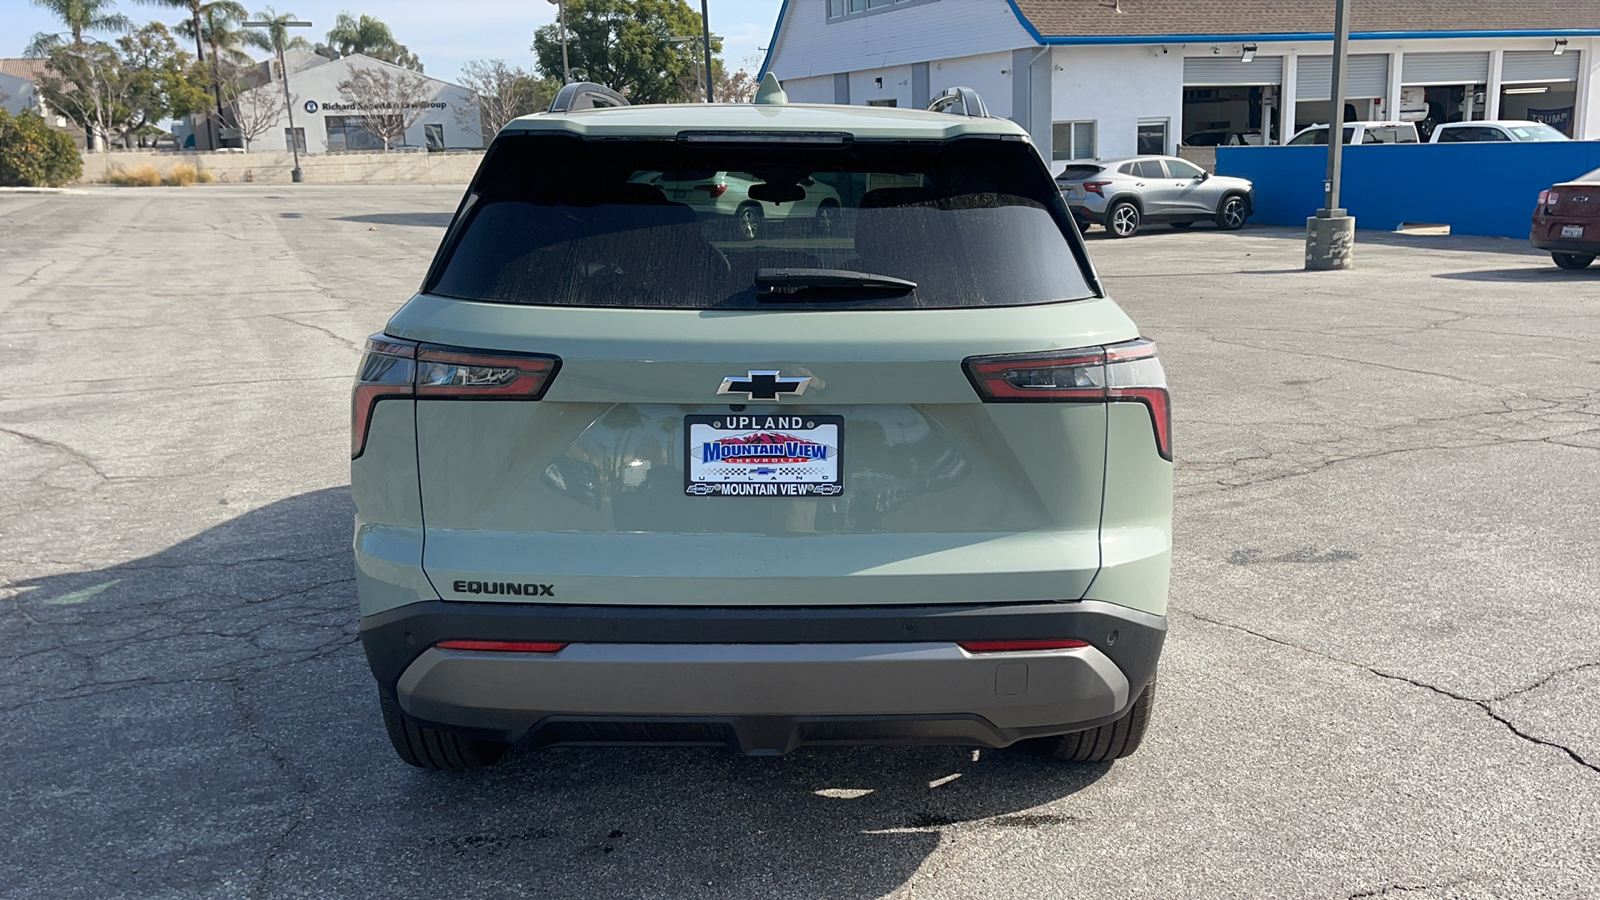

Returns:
504,101,1027,140
0,58,49,82
1008,0,1600,41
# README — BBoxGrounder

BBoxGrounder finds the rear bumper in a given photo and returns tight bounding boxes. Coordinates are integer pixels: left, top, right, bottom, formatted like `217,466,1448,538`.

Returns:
361,600,1165,754
1531,219,1600,254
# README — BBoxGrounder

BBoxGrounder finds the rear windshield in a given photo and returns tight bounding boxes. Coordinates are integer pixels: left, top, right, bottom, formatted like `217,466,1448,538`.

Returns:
1056,164,1104,182
427,134,1096,311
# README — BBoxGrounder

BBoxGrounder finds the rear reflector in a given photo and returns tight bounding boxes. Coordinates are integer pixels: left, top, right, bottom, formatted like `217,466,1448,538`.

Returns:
964,338,1173,461
959,639,1089,653
435,640,568,653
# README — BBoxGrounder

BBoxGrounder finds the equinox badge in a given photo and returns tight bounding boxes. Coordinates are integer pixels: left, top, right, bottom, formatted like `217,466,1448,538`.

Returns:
717,370,811,401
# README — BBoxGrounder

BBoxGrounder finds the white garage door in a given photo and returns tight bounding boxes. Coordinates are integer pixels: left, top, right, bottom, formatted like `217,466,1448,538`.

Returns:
1401,52,1490,85
1501,50,1581,84
1183,56,1285,86
1296,54,1390,101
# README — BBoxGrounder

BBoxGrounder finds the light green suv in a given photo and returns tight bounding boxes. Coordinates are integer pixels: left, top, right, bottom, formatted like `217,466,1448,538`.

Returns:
352,81,1173,770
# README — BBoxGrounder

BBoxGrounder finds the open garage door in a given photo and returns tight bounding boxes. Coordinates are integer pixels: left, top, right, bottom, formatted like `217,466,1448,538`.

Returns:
1182,56,1284,148
1399,51,1491,139
1295,54,1389,132
1501,49,1582,136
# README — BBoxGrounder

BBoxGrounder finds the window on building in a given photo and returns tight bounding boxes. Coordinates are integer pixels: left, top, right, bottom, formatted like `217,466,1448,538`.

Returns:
325,115,394,152
1137,119,1169,156
1051,121,1096,161
424,123,444,151
828,0,936,21
866,98,898,108
284,127,305,154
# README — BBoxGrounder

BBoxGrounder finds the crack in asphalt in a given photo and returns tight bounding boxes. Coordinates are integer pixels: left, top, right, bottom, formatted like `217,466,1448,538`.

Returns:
1348,878,1476,899
1175,608,1600,778
266,313,362,352
0,426,110,481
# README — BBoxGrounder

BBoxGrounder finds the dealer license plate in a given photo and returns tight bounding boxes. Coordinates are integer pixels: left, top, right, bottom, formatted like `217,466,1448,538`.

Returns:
1563,225,1585,239
684,414,843,498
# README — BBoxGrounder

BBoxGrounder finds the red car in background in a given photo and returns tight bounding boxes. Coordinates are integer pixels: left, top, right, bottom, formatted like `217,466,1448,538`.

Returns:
1532,167,1600,270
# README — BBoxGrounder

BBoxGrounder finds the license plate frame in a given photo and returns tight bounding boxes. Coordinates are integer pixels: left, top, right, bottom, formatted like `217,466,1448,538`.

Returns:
684,414,843,498
1562,224,1585,239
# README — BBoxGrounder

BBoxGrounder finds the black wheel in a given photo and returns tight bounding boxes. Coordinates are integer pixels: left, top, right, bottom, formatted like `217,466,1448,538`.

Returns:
1215,193,1248,231
815,198,841,236
1106,201,1140,238
734,202,763,240
1553,252,1596,270
1169,222,1194,231
1038,678,1156,762
380,688,507,771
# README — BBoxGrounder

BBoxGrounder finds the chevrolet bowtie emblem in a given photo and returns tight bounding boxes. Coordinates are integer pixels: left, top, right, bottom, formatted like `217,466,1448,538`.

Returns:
717,370,812,401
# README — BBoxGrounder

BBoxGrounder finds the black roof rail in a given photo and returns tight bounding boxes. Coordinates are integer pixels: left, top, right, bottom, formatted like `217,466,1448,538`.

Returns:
927,86,989,118
548,82,630,113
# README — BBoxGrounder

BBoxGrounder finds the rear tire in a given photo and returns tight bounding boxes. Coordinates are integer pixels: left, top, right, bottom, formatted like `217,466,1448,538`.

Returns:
1039,678,1156,762
815,198,841,236
734,202,763,240
1106,201,1140,238
1553,251,1596,270
1215,193,1249,231
380,688,508,771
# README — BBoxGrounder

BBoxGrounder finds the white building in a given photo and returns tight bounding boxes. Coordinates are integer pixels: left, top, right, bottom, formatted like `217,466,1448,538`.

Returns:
182,51,482,154
761,0,1599,167
0,58,88,148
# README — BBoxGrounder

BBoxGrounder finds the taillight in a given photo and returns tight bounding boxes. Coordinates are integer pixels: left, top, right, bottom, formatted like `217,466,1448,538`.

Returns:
351,335,561,459
963,338,1172,461
351,335,416,459
436,640,568,653
1547,191,1561,208
1538,190,1549,208
416,348,559,398
959,639,1088,653
695,183,728,198
1083,181,1111,197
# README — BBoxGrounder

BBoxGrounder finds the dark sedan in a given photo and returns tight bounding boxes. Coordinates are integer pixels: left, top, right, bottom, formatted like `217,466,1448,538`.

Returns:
1532,167,1600,270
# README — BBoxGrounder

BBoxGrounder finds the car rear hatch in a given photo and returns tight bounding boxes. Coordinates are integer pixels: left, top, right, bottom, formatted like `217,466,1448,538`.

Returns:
381,132,1146,608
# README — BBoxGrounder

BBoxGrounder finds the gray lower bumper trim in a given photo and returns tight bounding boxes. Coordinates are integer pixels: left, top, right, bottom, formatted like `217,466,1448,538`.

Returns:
398,642,1130,751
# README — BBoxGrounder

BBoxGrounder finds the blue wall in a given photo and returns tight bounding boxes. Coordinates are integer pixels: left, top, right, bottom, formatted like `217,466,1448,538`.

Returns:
1216,142,1600,238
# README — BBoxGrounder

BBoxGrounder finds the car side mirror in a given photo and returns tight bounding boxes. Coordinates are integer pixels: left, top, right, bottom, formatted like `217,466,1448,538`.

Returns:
1198,171,1211,182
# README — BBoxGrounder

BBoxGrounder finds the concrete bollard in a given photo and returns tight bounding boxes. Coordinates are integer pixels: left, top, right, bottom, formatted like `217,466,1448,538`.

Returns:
1305,210,1355,270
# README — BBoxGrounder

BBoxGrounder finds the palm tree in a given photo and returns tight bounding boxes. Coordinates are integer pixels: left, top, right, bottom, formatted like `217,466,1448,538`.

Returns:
25,0,132,151
25,0,132,56
324,11,419,70
173,0,251,148
240,6,311,56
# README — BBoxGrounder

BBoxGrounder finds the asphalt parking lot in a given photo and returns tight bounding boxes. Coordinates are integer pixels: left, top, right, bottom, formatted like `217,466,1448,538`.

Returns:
2,185,1597,900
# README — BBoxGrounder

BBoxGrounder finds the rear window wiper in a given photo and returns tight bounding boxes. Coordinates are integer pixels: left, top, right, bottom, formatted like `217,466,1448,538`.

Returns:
754,267,917,299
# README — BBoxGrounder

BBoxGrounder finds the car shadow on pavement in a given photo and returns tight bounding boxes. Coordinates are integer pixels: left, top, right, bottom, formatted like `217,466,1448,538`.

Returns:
3,487,1113,899
336,212,454,228
1433,267,1597,282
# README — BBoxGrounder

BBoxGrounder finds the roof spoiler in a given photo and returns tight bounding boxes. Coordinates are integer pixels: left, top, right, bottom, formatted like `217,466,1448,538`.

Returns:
548,82,630,113
927,86,989,118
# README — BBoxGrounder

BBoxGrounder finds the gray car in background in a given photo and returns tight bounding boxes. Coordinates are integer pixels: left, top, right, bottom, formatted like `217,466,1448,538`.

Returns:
1057,156,1254,238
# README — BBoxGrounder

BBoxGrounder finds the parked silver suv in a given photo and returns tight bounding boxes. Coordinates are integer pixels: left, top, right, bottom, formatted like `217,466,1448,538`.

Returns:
1058,156,1254,238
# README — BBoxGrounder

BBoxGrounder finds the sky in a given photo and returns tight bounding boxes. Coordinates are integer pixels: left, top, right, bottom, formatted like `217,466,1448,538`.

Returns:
3,0,785,85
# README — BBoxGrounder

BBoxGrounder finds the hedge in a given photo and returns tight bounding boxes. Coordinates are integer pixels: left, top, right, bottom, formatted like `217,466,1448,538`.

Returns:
0,109,83,188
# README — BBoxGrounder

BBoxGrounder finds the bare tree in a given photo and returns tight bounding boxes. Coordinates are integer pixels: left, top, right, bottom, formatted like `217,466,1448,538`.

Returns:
333,65,435,151
454,59,551,139
228,82,292,151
